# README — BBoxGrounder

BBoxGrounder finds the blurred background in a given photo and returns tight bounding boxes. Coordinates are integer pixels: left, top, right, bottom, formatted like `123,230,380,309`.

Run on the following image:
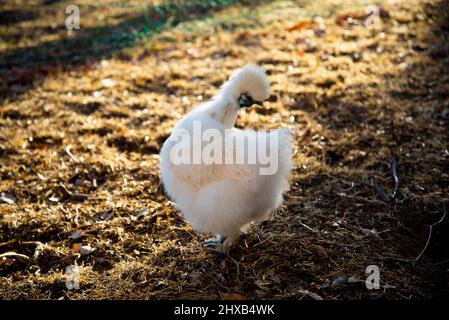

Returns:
1,0,448,299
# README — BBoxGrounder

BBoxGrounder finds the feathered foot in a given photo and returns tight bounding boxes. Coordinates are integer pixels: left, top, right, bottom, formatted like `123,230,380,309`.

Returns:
204,234,227,253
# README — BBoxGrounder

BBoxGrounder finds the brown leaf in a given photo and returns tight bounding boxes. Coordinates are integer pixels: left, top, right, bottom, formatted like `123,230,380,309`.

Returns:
312,245,328,259
287,20,318,32
72,243,81,253
237,31,251,41
223,293,248,300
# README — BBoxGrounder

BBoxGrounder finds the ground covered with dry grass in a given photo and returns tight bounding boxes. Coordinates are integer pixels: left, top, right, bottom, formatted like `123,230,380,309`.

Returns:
1,0,449,299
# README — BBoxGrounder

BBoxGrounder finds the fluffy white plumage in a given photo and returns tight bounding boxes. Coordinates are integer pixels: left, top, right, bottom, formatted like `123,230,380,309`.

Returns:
160,64,293,250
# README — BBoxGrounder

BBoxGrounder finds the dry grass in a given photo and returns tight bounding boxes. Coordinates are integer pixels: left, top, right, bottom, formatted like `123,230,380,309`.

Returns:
1,0,449,299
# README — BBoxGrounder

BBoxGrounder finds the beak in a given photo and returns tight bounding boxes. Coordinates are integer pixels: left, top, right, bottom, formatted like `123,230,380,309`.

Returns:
253,101,263,107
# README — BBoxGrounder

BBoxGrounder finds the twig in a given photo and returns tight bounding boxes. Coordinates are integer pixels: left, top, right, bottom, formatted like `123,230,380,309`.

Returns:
371,159,400,203
298,221,319,233
382,203,447,263
340,181,355,192
390,158,399,199
224,253,240,283
0,252,30,261
297,289,323,300
371,178,391,203
208,275,231,291
23,241,45,273
413,203,447,262
59,183,89,202
253,234,273,247
64,145,79,163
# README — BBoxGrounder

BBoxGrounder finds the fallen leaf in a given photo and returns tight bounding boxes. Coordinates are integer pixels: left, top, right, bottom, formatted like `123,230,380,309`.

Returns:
0,193,16,205
360,227,381,238
330,275,361,287
98,210,113,221
312,244,328,259
72,243,81,253
69,231,83,240
237,31,251,41
287,20,318,32
331,275,349,286
223,293,247,300
132,208,149,218
79,245,93,255
297,289,323,300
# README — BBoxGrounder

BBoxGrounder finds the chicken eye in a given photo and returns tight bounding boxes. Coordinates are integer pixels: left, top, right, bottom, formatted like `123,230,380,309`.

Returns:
238,93,253,108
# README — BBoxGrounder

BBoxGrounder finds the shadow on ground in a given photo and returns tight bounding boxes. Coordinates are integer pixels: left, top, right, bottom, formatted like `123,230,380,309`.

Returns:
0,0,263,102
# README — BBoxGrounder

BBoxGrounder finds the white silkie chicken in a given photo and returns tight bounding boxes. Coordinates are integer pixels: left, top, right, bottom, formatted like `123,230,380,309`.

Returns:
160,64,293,252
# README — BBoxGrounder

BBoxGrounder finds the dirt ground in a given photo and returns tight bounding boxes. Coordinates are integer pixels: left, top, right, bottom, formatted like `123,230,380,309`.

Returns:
1,0,449,299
